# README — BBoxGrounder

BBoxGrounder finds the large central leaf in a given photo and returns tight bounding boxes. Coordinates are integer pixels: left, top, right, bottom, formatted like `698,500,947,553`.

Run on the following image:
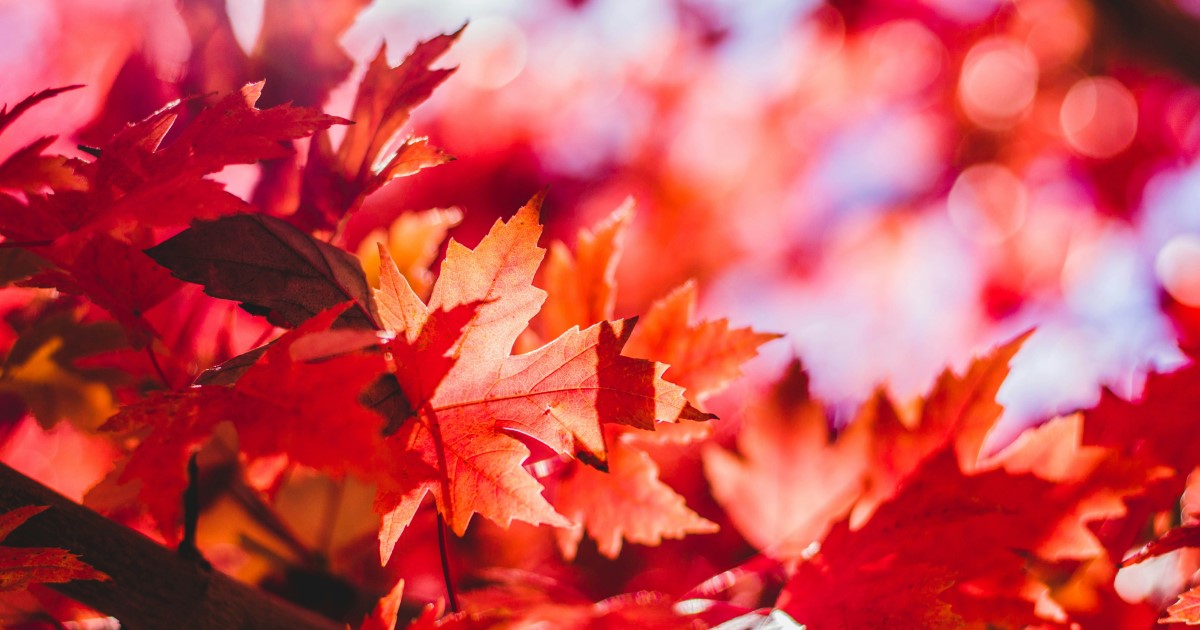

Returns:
373,196,711,562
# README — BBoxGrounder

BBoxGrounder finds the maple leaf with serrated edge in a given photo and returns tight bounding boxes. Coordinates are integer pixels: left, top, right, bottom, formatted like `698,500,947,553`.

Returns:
554,432,717,559
296,30,460,231
372,196,712,563
0,82,345,346
526,203,776,559
851,332,1029,520
0,505,108,591
625,280,783,403
777,447,1114,629
1163,586,1200,625
0,86,86,194
1079,358,1200,561
702,360,870,560
103,303,385,539
0,82,346,243
534,200,631,343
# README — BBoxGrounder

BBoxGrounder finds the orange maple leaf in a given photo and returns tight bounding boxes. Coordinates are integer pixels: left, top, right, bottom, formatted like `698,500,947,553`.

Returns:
373,196,711,562
702,360,870,559
528,204,777,559
1163,586,1200,625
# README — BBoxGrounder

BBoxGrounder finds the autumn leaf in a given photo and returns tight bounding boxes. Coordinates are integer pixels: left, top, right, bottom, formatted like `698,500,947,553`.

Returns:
525,204,771,559
1085,359,1200,476
0,86,86,194
22,234,183,344
1163,586,1200,625
0,82,346,347
0,505,108,591
1080,359,1200,559
0,82,346,244
777,448,1102,629
853,332,1029,518
625,280,783,403
534,201,631,343
555,434,718,560
373,197,711,562
0,135,85,194
702,360,870,559
295,30,460,231
104,303,386,538
146,213,380,329
358,207,464,296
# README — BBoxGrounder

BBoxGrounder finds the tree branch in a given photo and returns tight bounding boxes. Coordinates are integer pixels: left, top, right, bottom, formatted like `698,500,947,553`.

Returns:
0,463,343,630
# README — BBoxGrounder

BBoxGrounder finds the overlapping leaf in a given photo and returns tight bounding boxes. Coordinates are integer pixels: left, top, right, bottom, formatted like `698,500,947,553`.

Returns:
0,82,346,345
702,361,870,559
104,304,385,538
372,198,712,562
146,213,379,329
295,30,460,231
527,205,778,558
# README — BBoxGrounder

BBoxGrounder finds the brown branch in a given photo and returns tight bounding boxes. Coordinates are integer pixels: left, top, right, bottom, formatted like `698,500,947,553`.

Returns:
0,463,343,630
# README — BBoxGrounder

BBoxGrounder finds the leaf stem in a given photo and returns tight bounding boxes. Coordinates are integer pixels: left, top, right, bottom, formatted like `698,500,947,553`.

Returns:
436,512,460,614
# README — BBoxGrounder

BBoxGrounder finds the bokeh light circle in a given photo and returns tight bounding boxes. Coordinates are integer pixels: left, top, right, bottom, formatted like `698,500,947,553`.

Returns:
947,163,1028,243
1059,76,1138,159
958,37,1039,129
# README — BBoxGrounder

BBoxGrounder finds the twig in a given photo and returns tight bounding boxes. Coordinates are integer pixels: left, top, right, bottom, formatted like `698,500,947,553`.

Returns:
178,453,209,569
436,512,460,614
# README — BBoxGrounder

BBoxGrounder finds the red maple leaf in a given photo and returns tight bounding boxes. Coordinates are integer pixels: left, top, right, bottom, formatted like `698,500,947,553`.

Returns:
0,82,346,345
777,448,1099,628
534,201,632,344
360,579,405,630
0,505,109,591
852,332,1029,518
555,432,718,559
0,86,86,194
295,30,460,232
103,303,385,538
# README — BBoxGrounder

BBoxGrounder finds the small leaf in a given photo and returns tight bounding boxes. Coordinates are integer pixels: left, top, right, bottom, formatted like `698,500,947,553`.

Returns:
0,505,109,592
